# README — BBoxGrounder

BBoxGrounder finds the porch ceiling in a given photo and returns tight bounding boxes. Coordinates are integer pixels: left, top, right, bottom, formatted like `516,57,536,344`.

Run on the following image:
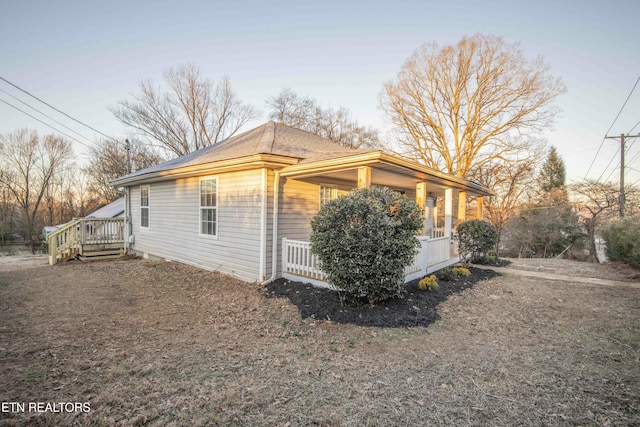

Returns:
291,165,453,195
280,152,494,197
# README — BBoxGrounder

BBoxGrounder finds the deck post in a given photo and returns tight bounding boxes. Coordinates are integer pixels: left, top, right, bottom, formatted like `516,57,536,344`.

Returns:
357,166,371,189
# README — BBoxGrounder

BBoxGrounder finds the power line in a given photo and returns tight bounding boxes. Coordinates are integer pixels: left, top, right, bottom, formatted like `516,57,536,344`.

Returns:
596,147,620,183
0,98,94,150
0,75,120,144
627,145,640,166
584,75,640,179
0,88,95,145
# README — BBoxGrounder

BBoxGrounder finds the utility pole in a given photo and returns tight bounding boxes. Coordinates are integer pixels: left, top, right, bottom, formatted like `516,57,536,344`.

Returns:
605,133,639,218
125,139,132,174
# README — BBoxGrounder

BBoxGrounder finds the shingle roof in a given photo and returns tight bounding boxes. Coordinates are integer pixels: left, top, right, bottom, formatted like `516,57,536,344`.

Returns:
114,121,370,182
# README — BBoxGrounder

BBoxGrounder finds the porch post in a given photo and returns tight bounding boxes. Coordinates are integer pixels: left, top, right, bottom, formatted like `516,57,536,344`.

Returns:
357,166,371,189
457,190,467,224
476,196,484,219
415,182,427,236
444,188,453,238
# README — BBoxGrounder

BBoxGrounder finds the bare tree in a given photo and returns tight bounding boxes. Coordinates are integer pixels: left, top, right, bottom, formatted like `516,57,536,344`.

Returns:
569,180,619,262
474,153,539,253
0,130,72,246
43,165,101,225
85,138,164,203
380,34,566,178
111,64,258,157
266,89,380,149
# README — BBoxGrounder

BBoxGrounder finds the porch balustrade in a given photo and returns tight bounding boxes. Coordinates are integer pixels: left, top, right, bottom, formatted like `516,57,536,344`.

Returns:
282,235,458,288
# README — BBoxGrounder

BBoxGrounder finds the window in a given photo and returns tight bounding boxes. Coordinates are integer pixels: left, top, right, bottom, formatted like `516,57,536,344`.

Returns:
320,185,338,207
140,186,149,228
200,177,217,236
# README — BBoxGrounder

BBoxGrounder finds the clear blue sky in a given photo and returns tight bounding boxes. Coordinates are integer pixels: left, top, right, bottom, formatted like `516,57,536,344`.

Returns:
1,0,639,185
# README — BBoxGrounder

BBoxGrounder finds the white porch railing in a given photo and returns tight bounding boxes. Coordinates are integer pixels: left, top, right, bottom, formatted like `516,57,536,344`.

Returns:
282,235,459,287
282,238,326,285
430,228,446,238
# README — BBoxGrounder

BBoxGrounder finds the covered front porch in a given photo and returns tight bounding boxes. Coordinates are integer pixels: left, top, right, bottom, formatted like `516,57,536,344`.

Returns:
276,152,492,287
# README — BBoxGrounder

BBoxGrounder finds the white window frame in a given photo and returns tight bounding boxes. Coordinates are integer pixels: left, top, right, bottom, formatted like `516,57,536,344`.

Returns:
199,177,218,238
140,185,150,229
319,185,338,208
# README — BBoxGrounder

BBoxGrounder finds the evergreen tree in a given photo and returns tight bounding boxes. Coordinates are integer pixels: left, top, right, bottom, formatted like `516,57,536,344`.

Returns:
537,146,567,203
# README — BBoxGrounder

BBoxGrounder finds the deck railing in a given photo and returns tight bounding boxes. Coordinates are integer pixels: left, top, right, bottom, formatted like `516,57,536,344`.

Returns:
49,218,125,265
282,234,458,287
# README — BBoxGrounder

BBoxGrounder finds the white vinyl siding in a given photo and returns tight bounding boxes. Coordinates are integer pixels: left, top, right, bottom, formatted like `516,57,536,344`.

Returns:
199,177,217,237
140,185,150,228
129,170,264,281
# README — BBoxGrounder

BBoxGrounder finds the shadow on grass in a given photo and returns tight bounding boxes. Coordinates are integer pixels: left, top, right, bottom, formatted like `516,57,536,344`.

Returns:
264,268,501,328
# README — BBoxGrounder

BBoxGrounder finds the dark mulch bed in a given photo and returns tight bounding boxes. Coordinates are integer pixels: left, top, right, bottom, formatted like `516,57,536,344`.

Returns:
264,267,500,328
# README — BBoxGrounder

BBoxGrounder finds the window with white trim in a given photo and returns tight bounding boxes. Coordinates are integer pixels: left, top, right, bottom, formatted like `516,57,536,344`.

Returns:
320,185,338,207
140,186,150,228
200,177,218,236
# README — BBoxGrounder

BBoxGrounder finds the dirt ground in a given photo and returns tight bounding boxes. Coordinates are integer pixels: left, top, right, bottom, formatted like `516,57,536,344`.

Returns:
0,256,639,426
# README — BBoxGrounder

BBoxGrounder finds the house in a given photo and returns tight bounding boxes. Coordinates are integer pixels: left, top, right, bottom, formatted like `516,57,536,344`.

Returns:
109,121,493,286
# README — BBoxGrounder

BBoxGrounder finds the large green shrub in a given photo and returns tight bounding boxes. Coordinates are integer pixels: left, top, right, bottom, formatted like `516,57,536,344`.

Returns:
310,186,423,305
457,220,497,266
602,215,640,267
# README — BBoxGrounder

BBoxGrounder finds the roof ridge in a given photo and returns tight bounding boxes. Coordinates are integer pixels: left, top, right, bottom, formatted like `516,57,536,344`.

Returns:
256,121,276,154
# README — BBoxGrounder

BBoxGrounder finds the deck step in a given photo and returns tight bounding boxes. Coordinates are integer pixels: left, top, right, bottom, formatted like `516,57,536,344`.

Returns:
79,249,124,259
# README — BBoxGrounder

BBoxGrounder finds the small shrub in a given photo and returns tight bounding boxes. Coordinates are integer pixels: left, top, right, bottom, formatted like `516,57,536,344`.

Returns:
457,220,497,266
437,266,470,281
472,251,499,265
437,267,455,282
418,275,439,292
452,267,471,277
602,215,640,267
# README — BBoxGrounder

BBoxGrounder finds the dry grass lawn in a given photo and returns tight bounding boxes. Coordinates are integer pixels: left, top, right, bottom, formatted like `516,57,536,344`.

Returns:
0,258,639,426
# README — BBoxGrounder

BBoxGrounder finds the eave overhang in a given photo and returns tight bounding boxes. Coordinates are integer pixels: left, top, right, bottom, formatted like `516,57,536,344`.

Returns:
110,154,300,187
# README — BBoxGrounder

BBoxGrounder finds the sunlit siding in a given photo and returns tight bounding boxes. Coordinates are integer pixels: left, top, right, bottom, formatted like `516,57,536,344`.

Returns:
278,178,319,242
129,170,263,281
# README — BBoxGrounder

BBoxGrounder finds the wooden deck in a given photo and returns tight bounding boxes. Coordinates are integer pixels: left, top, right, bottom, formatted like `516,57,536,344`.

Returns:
48,218,125,265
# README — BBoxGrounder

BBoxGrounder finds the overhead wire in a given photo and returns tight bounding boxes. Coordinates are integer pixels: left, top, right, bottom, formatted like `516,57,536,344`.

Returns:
0,98,94,150
597,147,621,183
0,75,121,144
0,88,95,145
583,75,640,180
